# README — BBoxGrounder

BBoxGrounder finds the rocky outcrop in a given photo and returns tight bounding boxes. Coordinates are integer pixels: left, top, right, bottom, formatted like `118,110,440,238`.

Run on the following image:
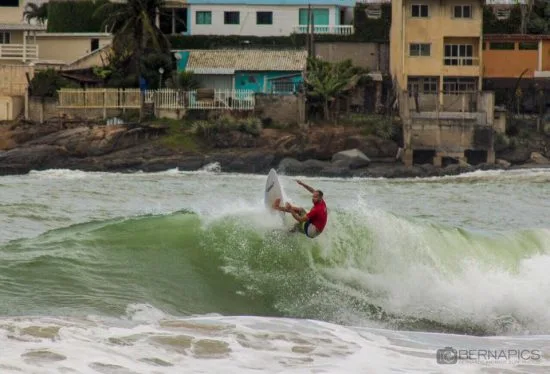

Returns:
529,152,550,164
0,118,547,178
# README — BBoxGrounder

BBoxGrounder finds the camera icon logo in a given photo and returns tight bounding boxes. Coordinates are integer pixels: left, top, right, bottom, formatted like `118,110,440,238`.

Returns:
437,346,458,364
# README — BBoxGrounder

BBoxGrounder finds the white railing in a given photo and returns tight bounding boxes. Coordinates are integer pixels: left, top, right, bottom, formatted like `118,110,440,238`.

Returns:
443,57,480,66
0,44,38,61
58,88,255,110
58,88,142,108
293,25,354,35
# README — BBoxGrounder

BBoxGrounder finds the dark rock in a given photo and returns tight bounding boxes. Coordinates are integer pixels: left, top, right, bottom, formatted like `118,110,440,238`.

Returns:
212,131,258,148
0,145,68,170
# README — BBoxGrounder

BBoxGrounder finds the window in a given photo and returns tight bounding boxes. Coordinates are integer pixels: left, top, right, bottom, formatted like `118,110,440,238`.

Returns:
443,77,476,94
495,8,510,20
90,38,99,52
519,42,538,50
489,42,515,50
453,5,472,18
161,8,188,33
0,32,10,44
444,44,474,66
256,11,272,25
408,76,438,94
0,0,19,7
224,11,240,25
366,6,382,19
196,11,212,25
409,43,431,56
411,4,429,17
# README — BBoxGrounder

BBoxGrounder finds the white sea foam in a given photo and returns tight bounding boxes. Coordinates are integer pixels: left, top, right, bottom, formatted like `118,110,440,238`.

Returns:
0,304,548,373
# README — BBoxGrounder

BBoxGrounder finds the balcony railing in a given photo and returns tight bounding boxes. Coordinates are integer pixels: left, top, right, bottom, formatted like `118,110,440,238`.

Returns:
293,25,354,35
0,44,38,61
443,57,480,66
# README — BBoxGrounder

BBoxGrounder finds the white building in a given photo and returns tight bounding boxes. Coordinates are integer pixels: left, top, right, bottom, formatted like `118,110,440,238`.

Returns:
185,0,356,36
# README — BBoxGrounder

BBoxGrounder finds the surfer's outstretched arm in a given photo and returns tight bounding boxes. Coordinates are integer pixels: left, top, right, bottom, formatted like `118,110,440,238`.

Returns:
296,180,315,194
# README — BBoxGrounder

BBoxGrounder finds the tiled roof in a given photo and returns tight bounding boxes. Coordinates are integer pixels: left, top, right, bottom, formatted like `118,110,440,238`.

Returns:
184,49,308,72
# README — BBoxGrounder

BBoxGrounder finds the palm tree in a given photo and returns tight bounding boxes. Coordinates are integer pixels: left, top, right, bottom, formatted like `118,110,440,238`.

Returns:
94,0,171,119
305,58,368,121
24,2,48,25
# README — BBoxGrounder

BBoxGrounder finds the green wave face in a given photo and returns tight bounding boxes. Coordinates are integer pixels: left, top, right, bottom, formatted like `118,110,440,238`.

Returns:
1,208,550,336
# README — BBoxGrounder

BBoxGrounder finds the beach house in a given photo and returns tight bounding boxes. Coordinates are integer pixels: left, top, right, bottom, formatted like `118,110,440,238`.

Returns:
174,49,307,94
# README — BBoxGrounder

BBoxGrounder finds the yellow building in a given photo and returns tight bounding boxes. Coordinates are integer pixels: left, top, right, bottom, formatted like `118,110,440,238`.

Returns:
390,0,484,96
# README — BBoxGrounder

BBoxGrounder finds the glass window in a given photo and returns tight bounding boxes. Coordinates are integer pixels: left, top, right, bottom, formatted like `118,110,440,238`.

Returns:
0,0,19,7
411,4,429,17
519,42,538,50
196,11,212,25
0,32,10,44
444,44,474,66
256,11,273,25
453,5,472,18
224,11,240,25
409,43,431,56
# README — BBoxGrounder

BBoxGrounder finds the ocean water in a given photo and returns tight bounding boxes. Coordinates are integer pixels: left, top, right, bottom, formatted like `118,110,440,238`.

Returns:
1,165,550,373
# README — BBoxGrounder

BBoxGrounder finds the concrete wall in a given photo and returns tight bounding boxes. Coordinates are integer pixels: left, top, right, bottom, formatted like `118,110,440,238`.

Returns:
254,93,305,125
400,90,496,165
0,95,24,120
36,34,112,64
28,97,58,123
483,45,538,79
0,65,34,96
189,4,339,36
0,2,25,24
314,42,389,72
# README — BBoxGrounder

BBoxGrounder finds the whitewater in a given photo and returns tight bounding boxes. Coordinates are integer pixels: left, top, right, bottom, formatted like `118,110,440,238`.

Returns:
1,166,550,373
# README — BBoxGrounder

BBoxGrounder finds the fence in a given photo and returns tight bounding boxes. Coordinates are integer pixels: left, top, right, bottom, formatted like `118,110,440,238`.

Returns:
58,88,255,111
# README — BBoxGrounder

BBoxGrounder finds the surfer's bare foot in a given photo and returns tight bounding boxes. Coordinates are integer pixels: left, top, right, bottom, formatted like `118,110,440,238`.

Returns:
272,198,282,211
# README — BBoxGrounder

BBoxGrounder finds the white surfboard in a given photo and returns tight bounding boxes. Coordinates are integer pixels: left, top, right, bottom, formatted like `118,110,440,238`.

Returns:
265,168,285,210
264,169,294,227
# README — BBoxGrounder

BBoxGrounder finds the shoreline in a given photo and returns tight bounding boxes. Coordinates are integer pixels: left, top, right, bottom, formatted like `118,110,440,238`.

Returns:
1,120,549,179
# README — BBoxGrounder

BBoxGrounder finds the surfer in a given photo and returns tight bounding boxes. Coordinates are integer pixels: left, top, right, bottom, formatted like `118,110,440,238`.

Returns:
272,180,328,238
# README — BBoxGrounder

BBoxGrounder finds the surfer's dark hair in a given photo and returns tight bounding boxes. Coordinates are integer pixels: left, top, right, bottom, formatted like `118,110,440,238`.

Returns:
316,190,323,198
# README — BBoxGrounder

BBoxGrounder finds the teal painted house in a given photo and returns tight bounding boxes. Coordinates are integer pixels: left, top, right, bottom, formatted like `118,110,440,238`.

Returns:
174,49,307,95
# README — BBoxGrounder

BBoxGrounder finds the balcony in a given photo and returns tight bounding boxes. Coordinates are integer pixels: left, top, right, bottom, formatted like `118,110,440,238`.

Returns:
0,44,39,61
293,25,354,36
443,57,480,66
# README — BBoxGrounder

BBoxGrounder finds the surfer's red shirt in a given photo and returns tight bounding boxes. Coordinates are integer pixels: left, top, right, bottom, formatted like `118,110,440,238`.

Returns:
307,200,328,232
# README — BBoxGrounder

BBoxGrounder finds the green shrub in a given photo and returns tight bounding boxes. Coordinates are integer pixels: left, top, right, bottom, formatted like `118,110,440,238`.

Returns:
191,114,262,139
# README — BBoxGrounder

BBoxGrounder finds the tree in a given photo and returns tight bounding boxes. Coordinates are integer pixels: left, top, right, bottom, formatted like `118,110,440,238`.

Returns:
24,2,48,25
305,58,369,121
94,0,171,119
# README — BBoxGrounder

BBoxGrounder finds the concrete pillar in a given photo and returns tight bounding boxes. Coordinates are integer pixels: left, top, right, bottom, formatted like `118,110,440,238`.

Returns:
403,149,413,167
375,80,382,113
433,156,442,167
487,149,495,164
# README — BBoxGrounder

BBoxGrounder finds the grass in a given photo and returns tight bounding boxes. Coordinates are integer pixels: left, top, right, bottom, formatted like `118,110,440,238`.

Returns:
339,113,399,140
151,118,202,152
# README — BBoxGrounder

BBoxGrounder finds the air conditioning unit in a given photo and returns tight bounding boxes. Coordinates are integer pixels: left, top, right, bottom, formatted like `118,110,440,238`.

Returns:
365,6,382,19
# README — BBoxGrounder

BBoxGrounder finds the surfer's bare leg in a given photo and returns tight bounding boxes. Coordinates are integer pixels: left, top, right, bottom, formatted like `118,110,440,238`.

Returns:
285,203,306,216
272,198,287,212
